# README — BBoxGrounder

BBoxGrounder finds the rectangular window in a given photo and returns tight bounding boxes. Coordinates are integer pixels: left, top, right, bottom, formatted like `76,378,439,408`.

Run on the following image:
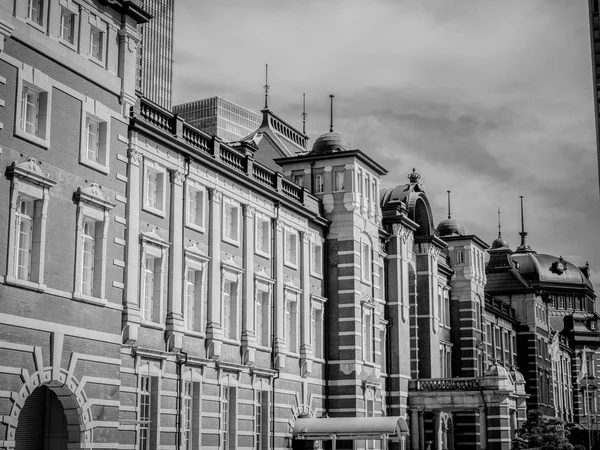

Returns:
285,293,298,353
380,326,387,374
185,267,204,333
21,85,39,136
456,250,465,265
362,242,371,283
60,7,76,44
314,173,324,193
223,280,239,340
311,241,323,276
334,169,345,192
186,185,205,230
284,229,298,267
144,163,166,214
255,215,271,256
139,376,151,450
27,0,44,25
255,390,269,450
86,117,99,162
292,173,304,187
255,289,270,347
223,201,240,245
222,386,236,450
363,308,374,362
182,382,193,450
311,305,324,359
81,219,96,296
143,252,162,323
15,197,34,281
90,25,104,62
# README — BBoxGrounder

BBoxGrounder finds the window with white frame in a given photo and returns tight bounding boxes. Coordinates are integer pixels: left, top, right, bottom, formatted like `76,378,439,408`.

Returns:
6,159,56,289
222,385,237,450
380,323,387,374
73,184,113,302
89,21,105,62
83,115,109,169
255,390,269,450
60,6,78,45
285,290,299,353
456,250,465,265
222,266,242,341
181,380,200,450
362,303,375,363
138,374,159,450
26,0,44,26
292,173,304,187
255,281,271,347
143,161,166,215
437,285,444,327
311,240,323,277
361,241,372,283
365,390,375,450
255,214,271,257
16,73,51,147
186,183,206,231
314,172,324,193
445,290,451,326
185,261,206,333
284,228,298,268
333,168,345,192
141,233,168,325
311,298,325,359
222,199,240,245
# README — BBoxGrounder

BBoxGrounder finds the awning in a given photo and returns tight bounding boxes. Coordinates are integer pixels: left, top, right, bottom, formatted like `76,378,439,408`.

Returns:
293,416,409,441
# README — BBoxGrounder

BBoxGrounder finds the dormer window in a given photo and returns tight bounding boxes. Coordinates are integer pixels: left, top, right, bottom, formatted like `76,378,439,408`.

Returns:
314,173,324,194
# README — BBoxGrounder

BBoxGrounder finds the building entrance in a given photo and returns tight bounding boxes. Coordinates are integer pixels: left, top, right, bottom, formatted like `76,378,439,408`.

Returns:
15,385,69,450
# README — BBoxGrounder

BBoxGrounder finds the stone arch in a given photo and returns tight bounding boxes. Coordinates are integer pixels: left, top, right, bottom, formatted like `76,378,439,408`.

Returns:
6,366,92,449
406,193,435,238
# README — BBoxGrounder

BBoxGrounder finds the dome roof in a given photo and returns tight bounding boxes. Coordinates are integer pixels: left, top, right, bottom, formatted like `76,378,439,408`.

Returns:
311,131,352,154
512,253,592,287
485,363,509,379
380,184,410,208
436,218,465,237
491,236,510,250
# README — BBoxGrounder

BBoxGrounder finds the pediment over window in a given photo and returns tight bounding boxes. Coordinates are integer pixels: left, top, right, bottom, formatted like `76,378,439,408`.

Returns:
7,158,57,188
141,229,170,247
74,183,115,210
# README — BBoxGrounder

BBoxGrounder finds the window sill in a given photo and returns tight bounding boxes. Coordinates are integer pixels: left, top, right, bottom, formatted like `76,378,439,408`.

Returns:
185,221,206,234
14,127,50,149
255,248,271,259
283,261,299,270
89,56,106,69
80,156,109,174
72,292,107,307
59,38,77,52
142,204,166,218
222,236,240,247
310,270,323,279
313,357,326,364
282,350,300,358
222,337,241,346
255,344,272,352
362,361,376,368
5,276,46,292
183,329,206,339
25,19,46,34
141,320,165,331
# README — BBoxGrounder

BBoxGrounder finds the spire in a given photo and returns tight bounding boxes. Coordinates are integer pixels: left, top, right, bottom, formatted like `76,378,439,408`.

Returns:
329,94,334,132
302,93,307,135
516,195,533,253
263,64,270,109
497,207,502,238
447,191,451,219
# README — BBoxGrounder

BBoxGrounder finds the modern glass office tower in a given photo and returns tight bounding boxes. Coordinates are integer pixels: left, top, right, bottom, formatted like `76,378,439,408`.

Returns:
136,0,175,109
173,96,262,142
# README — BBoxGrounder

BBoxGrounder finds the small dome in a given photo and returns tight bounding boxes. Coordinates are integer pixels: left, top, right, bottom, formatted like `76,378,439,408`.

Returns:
491,236,510,249
311,131,352,154
436,218,465,237
485,363,509,379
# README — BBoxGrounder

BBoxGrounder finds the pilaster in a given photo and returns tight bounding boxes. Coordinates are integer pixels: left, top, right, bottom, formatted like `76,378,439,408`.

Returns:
299,231,312,377
273,217,286,369
241,204,256,365
206,188,223,359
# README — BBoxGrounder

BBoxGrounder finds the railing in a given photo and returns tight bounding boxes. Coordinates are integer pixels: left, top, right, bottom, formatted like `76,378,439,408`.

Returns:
485,296,516,319
413,378,481,391
132,98,324,217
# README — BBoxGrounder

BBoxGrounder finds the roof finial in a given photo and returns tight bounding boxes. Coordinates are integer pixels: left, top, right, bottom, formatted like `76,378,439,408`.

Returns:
329,94,334,132
497,207,502,238
516,195,533,252
447,191,451,219
263,64,270,109
302,93,307,135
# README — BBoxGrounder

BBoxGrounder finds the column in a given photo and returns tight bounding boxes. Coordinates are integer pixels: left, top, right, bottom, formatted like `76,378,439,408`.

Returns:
434,412,442,450
299,231,312,377
479,407,487,450
419,411,425,450
123,146,142,344
206,188,223,359
510,411,517,440
165,168,185,351
447,419,454,450
241,204,256,365
273,217,286,369
411,409,419,450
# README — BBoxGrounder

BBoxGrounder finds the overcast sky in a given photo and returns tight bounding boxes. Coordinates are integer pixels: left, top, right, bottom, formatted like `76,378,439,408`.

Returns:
173,0,600,278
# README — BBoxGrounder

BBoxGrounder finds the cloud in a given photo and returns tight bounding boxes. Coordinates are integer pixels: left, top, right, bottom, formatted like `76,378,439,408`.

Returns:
173,0,600,271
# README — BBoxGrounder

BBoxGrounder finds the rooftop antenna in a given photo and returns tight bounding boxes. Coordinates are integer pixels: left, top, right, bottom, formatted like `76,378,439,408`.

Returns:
446,191,451,219
329,94,334,132
302,93,307,135
263,64,270,109
497,207,502,237
517,195,532,252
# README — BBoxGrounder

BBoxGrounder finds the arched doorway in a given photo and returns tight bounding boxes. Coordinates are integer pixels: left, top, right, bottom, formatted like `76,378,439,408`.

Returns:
15,385,69,450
